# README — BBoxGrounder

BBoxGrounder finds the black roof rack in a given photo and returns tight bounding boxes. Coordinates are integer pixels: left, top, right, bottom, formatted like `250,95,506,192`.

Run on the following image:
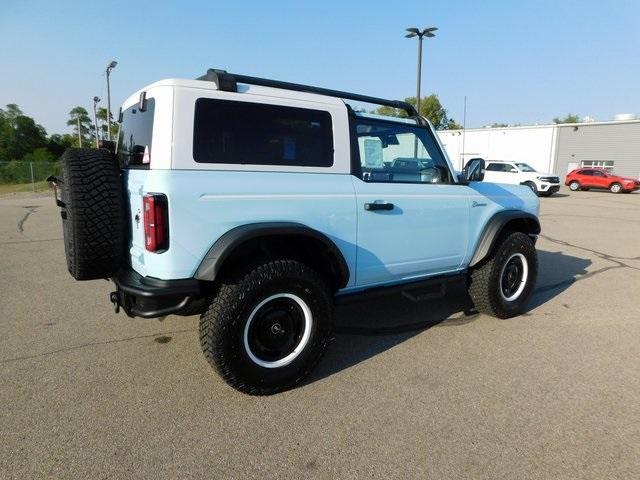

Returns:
197,69,420,118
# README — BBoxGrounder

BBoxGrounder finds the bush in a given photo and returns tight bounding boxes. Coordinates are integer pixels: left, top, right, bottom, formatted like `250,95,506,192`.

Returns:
0,159,60,184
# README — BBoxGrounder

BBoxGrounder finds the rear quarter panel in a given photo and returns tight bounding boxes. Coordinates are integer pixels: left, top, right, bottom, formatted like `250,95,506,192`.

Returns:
125,170,357,283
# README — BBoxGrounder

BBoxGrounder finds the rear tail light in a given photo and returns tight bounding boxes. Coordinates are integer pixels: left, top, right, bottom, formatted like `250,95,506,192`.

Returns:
142,194,168,252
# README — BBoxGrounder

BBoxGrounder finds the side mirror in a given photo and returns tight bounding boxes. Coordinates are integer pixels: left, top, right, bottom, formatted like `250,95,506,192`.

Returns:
462,157,485,182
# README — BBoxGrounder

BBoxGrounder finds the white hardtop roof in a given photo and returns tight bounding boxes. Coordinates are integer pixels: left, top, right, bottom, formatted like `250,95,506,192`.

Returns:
122,77,349,110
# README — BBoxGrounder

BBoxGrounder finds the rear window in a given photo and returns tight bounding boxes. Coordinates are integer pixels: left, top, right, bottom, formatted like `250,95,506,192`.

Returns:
193,98,333,167
117,98,155,168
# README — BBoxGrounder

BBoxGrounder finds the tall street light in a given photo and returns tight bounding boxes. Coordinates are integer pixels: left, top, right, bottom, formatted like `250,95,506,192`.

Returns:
92,96,101,148
405,27,437,115
105,60,118,141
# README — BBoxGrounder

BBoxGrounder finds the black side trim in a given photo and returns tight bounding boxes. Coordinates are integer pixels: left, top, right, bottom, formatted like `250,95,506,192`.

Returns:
194,222,350,288
469,211,541,267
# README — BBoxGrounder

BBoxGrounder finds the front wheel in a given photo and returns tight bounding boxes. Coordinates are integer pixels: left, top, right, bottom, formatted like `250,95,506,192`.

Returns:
199,259,332,395
610,183,622,193
568,181,580,191
468,232,538,319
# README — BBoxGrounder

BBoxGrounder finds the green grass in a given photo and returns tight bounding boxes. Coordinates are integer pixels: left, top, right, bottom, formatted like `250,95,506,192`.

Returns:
0,181,51,195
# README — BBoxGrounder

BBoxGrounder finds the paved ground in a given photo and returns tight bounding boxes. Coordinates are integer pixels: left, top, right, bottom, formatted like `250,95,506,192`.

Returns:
1,188,639,479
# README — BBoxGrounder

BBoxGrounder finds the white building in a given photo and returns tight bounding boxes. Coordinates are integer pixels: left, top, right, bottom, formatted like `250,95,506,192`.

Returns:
437,119,640,178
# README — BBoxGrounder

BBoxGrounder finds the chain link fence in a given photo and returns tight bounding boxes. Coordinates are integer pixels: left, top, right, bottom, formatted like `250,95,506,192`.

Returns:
0,161,60,193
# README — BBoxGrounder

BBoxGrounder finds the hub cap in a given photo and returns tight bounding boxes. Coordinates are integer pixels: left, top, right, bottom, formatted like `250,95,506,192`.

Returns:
243,293,312,368
499,253,529,302
611,184,621,193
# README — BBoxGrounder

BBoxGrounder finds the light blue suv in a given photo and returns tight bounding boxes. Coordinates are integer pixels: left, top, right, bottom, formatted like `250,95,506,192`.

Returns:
54,69,540,395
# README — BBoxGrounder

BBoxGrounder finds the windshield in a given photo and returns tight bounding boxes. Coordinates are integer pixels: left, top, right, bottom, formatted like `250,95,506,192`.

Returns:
515,163,536,172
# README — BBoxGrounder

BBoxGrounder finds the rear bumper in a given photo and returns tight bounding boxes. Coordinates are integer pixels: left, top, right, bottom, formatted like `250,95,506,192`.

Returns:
110,268,201,318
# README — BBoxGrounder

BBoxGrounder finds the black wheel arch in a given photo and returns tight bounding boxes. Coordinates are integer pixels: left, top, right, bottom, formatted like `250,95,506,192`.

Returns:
469,211,540,267
195,222,350,291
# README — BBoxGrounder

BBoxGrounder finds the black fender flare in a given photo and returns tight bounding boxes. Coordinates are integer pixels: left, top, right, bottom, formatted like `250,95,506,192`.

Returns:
469,211,541,267
194,222,350,288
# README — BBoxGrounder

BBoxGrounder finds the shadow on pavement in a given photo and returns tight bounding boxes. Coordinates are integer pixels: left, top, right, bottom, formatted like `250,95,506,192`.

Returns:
308,249,591,385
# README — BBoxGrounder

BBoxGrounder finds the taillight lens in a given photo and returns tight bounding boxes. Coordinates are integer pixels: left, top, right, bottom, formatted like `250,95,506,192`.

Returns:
143,194,168,252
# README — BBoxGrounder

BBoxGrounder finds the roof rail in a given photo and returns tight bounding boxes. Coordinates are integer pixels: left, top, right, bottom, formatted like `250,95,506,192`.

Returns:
197,69,419,118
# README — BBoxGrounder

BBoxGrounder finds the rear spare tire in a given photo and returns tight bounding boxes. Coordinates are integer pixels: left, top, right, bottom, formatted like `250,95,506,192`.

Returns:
59,148,125,280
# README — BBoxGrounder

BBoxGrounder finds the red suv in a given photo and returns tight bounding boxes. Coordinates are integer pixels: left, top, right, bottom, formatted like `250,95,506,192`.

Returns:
565,168,640,193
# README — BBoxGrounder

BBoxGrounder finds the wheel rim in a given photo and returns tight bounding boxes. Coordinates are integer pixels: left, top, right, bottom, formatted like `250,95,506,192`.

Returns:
243,293,312,368
611,184,621,193
499,253,529,302
570,182,579,191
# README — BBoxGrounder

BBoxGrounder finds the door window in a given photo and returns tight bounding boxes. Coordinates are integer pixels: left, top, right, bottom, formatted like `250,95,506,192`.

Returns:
486,163,511,172
353,116,452,184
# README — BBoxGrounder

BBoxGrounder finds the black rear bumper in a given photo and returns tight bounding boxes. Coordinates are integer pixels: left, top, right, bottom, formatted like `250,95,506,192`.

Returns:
111,269,201,318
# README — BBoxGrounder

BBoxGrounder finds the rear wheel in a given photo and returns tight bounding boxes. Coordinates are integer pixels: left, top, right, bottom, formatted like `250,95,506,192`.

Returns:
199,259,332,395
568,181,580,191
468,232,538,319
610,183,622,193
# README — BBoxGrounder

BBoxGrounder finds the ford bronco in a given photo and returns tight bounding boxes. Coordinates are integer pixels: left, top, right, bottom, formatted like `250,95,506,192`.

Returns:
52,69,540,395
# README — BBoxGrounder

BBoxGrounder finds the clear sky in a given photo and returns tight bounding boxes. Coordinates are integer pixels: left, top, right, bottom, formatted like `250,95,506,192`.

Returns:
1,0,638,135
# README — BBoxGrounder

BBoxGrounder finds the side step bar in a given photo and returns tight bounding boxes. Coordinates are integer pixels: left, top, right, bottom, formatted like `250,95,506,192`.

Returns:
334,273,466,305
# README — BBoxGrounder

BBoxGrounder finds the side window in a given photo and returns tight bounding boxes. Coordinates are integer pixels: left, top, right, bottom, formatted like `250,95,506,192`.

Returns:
486,163,505,172
193,98,333,167
592,170,605,177
354,116,452,184
580,170,593,176
117,98,156,168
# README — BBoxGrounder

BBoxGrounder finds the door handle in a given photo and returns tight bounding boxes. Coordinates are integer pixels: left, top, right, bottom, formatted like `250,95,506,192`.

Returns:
364,202,394,211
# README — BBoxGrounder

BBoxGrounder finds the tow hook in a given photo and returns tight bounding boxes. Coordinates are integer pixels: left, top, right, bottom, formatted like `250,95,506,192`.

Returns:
110,291,121,314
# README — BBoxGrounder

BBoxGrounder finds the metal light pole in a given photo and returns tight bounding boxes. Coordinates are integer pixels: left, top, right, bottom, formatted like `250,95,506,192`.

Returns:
93,96,101,148
105,60,118,141
405,27,437,115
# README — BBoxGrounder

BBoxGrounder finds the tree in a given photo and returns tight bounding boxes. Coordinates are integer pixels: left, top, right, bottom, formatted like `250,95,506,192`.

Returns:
374,94,456,130
96,107,118,140
0,104,48,162
553,114,580,124
47,134,74,157
67,106,94,147
446,118,463,130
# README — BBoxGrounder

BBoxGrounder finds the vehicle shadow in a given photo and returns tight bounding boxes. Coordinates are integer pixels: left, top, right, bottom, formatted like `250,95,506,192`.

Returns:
306,249,591,386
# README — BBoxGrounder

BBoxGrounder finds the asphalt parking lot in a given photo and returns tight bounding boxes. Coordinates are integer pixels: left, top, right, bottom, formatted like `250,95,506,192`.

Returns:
1,188,639,479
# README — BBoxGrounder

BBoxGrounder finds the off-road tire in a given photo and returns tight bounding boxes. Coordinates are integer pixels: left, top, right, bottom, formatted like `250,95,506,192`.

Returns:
199,259,332,395
60,148,125,280
468,232,538,319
